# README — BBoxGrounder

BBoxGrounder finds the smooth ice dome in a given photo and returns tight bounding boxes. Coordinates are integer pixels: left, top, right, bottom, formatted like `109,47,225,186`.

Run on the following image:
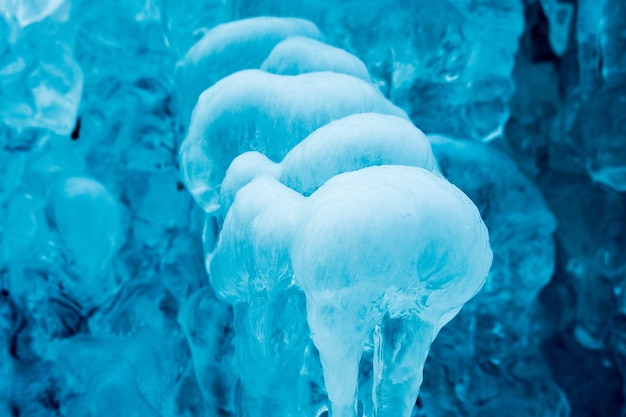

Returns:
180,70,406,213
261,36,371,81
220,113,439,213
212,165,492,417
177,17,323,124
46,177,121,278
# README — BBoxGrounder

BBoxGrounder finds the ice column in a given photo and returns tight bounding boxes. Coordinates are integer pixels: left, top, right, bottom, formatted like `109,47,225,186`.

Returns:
178,17,493,417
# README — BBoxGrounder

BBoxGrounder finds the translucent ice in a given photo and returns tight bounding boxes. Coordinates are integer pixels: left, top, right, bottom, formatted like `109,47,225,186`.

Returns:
261,36,370,82
221,112,438,211
179,288,237,416
430,136,557,300
161,0,233,56
41,328,186,416
233,0,525,140
2,0,66,28
421,136,566,417
541,174,626,350
177,17,323,124
46,177,120,278
573,0,626,191
539,0,574,56
213,166,492,417
0,40,83,135
210,174,319,416
180,70,406,212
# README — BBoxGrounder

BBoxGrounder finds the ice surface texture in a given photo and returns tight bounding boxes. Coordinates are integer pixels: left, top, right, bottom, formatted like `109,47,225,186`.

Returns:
2,2,624,417
0,2,82,135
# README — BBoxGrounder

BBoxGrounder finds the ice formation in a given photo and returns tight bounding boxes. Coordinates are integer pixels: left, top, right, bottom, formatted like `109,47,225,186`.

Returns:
292,167,491,417
0,3,82,135
566,0,626,191
176,17,322,124
180,16,494,417
212,166,491,417
261,36,371,82
180,70,405,212
421,136,568,416
2,2,625,417
229,0,525,140
220,112,438,210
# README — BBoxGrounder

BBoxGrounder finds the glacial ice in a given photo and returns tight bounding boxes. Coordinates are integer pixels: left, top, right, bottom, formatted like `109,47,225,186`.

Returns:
2,2,625,417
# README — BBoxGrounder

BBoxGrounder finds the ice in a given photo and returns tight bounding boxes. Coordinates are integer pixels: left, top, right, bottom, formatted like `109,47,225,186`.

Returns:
261,36,371,82
421,136,566,416
177,17,323,124
293,166,492,417
0,3,202,415
231,0,524,140
211,165,491,417
221,113,438,212
210,175,318,416
161,0,233,56
0,0,81,136
180,70,406,213
575,86,626,192
539,0,574,56
541,173,626,349
46,177,120,279
430,136,557,298
40,329,186,416
2,3,625,417
2,0,66,28
571,0,626,192
179,288,237,416
0,37,82,135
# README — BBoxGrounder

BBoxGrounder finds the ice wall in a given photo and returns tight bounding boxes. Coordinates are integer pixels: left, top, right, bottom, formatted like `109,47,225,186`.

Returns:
1,1,624,416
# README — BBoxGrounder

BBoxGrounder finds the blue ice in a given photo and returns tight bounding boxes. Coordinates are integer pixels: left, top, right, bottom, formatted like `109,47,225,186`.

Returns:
2,3,623,417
